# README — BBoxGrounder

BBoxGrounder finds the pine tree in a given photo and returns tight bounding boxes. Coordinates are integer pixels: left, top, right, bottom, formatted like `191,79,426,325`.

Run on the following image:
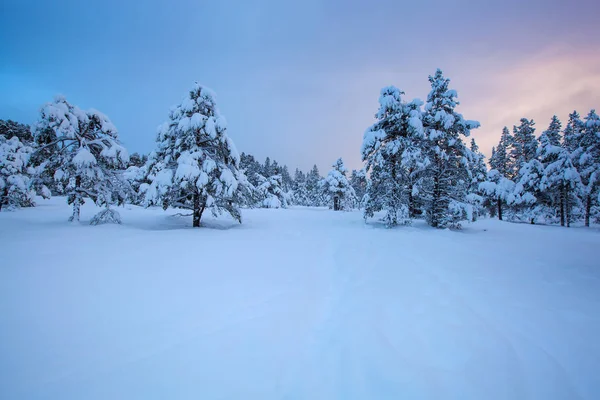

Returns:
263,157,273,177
239,152,262,188
578,109,600,226
306,164,323,206
349,169,367,207
490,127,513,178
511,118,537,172
142,83,248,227
362,86,427,225
320,158,357,211
536,116,577,225
467,138,487,221
0,135,36,210
563,111,584,154
280,165,293,192
256,173,288,208
35,96,129,222
292,168,309,206
421,69,480,228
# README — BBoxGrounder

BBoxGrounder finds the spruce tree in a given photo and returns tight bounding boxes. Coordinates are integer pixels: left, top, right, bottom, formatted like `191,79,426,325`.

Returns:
578,110,600,226
490,127,513,179
537,116,573,225
292,168,309,206
467,138,487,221
280,165,293,192
143,83,249,227
349,169,367,207
256,173,288,208
511,118,537,172
306,164,323,206
362,86,426,226
421,69,480,228
320,158,357,211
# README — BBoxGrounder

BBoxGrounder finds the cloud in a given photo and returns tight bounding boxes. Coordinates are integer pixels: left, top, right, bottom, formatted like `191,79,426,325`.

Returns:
459,45,600,158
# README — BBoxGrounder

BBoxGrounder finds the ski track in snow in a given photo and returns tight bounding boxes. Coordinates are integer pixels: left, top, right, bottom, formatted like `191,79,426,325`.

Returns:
0,198,599,399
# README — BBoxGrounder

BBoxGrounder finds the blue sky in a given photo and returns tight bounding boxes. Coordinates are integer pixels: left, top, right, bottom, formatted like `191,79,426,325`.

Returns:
1,0,599,173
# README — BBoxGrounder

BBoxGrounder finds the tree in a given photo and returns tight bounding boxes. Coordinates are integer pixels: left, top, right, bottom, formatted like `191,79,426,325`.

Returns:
535,115,583,226
306,164,324,206
467,138,487,221
362,85,427,226
280,165,293,192
142,83,248,227
489,126,513,179
239,152,262,188
578,109,600,226
421,69,480,228
320,158,357,211
0,135,36,210
35,96,129,222
0,119,33,143
256,173,288,208
511,118,537,173
349,169,367,207
292,168,309,206
262,157,273,177
563,111,584,154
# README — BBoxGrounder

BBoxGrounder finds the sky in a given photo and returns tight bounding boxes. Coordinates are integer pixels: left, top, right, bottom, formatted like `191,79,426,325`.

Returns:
1,0,599,173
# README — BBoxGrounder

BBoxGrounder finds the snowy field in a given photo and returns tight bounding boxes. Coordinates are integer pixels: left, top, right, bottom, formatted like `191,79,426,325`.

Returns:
1,198,599,400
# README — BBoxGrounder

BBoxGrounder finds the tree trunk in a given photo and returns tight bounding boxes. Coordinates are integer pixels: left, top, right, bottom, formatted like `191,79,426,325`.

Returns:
560,185,565,227
585,194,591,227
408,185,413,218
70,176,82,222
497,196,503,221
193,193,201,227
431,174,440,228
333,196,340,211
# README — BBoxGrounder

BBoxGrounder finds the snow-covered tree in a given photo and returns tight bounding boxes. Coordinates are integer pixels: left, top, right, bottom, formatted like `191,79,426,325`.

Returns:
511,118,537,173
421,69,480,228
535,116,582,226
349,169,367,207
514,156,546,224
239,152,262,187
292,168,309,206
563,111,584,154
0,135,36,210
280,165,293,192
35,96,129,222
479,169,523,221
0,120,33,143
262,157,274,178
256,173,288,208
467,138,487,221
489,126,513,179
577,109,600,226
306,164,324,207
142,83,249,227
362,85,427,226
320,158,357,211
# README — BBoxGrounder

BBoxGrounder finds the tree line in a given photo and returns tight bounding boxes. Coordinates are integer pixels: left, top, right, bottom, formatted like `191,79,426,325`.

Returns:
1,73,598,228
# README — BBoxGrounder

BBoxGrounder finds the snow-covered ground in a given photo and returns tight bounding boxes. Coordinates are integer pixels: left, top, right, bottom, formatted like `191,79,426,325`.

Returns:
1,198,599,400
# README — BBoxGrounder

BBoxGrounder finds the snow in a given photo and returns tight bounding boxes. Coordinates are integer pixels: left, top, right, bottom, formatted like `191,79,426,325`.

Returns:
72,147,97,167
1,198,599,399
